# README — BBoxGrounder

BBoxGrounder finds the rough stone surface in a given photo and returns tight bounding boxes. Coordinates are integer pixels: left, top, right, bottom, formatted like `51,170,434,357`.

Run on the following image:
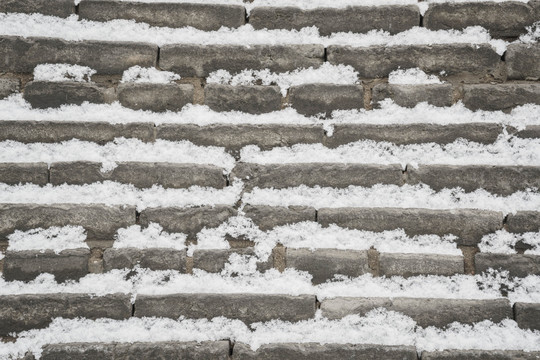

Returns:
24,81,106,109
0,36,157,74
286,248,370,284
0,0,74,17
506,211,540,233
424,2,535,37
318,208,503,246
422,350,540,359
0,204,136,241
515,302,540,331
0,294,131,335
321,297,512,327
204,84,281,114
506,44,540,80
379,253,464,277
103,248,187,272
407,165,540,195
135,294,316,323
117,83,194,112
79,1,245,30
516,125,540,139
243,205,316,231
193,248,273,273
50,162,226,189
463,84,540,111
3,249,90,282
475,253,540,277
159,44,324,77
249,5,419,35
0,78,20,99
289,84,364,116
327,44,500,78
0,163,48,186
372,83,453,108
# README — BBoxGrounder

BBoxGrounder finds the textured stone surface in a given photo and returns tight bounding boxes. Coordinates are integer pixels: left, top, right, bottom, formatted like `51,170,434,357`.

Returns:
463,84,540,111
286,248,370,284
422,350,540,359
379,253,464,277
0,163,48,185
506,44,540,80
0,36,157,74
372,83,453,108
24,81,105,109
193,248,273,273
327,44,500,78
50,162,226,189
475,253,540,277
0,78,20,99
289,84,364,116
0,294,131,335
3,249,90,282
515,302,540,331
135,294,316,323
159,44,324,77
318,208,503,246
243,205,316,231
117,83,193,112
204,84,281,114
321,297,512,327
103,248,187,272
516,125,540,139
506,211,540,233
0,0,74,17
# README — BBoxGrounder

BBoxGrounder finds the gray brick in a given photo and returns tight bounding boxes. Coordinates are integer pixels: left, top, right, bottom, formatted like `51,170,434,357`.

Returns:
243,205,316,231
506,44,540,80
159,44,324,77
250,5,419,35
118,83,193,112
0,204,136,241
135,293,316,324
422,350,540,359
24,81,106,109
372,83,453,108
204,85,281,114
379,253,463,277
516,125,540,139
321,297,512,327
0,0,74,17
0,36,157,74
507,211,540,233
515,302,540,331
193,248,273,273
475,253,540,277
463,83,540,111
79,1,245,30
0,294,131,335
3,249,90,282
286,248,370,284
0,78,20,99
50,162,226,189
327,44,500,78
407,165,540,196
0,163,48,186
318,208,503,246
289,84,364,117
103,248,187,272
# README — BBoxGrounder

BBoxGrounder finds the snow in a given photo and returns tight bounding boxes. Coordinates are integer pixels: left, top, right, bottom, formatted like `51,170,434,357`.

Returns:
121,66,180,83
479,230,540,255
114,223,186,250
519,21,540,44
33,64,96,83
388,68,443,85
6,226,88,253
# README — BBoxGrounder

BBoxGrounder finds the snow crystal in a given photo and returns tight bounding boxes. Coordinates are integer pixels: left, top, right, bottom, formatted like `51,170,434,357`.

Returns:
7,226,88,253
479,230,540,255
114,223,186,250
33,64,96,83
388,68,443,85
121,66,180,84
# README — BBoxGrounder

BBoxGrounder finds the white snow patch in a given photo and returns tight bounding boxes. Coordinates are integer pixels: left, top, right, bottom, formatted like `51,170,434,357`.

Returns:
479,230,540,255
7,226,88,253
519,21,540,44
114,223,186,250
507,275,540,304
33,64,96,83
388,68,443,85
121,66,180,84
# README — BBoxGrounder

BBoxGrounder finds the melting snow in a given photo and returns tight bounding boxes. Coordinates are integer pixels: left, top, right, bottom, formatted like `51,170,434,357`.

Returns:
6,226,88,253
33,64,96,83
388,68,444,85
121,66,181,84
114,223,187,250
479,230,540,255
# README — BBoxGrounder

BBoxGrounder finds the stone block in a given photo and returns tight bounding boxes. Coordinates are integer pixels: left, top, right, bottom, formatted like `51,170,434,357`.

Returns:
379,253,463,277
516,125,540,139
193,248,273,273
372,83,453,108
103,248,187,272
0,0,74,17
422,350,540,359
0,163,48,185
117,83,193,112
135,293,316,324
506,44,540,80
159,44,324,77
463,84,540,111
204,84,281,114
243,205,316,231
475,253,540,277
289,84,364,117
515,302,540,331
24,81,106,109
0,78,20,99
506,211,540,233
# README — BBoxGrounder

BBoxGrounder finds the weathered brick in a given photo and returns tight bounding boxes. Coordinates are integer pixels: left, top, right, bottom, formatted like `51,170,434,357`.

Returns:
0,204,136,241
0,36,157,74
103,248,187,272
475,253,540,277
117,83,193,112
204,85,281,114
422,350,540,359
0,78,20,99
515,302,540,331
327,44,500,78
372,83,453,108
506,211,540,233
516,125,540,139
135,293,316,323
243,205,316,231
0,0,74,17
407,165,540,195
321,297,512,327
79,1,245,30
24,81,106,109
50,162,226,189
463,84,540,111
3,249,90,282
289,84,364,117
0,294,131,335
250,5,419,35
318,208,503,246
159,44,324,77
0,163,48,186
506,44,540,80
193,248,273,273
379,253,463,277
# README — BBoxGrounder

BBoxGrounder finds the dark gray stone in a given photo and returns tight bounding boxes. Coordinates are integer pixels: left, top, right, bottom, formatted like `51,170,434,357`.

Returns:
0,78,20,99
249,5,419,35
327,44,500,78
475,253,540,277
0,0,74,17
0,294,131,335
507,211,540,233
117,83,193,112
50,162,226,189
3,249,90,282
0,204,135,241
0,36,157,74
79,1,245,30
516,125,540,139
289,84,364,117
318,208,503,246
321,297,512,327
159,44,324,77
24,81,105,109
506,44,540,80
372,83,453,108
103,248,187,272
463,83,540,111
379,253,463,277
135,293,316,323
243,205,316,231
204,84,281,114
515,302,540,331
0,163,48,185
422,350,540,359
193,248,273,273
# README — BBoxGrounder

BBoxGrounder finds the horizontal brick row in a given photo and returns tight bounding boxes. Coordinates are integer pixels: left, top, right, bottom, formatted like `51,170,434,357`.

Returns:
0,0,75,18
475,253,540,278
